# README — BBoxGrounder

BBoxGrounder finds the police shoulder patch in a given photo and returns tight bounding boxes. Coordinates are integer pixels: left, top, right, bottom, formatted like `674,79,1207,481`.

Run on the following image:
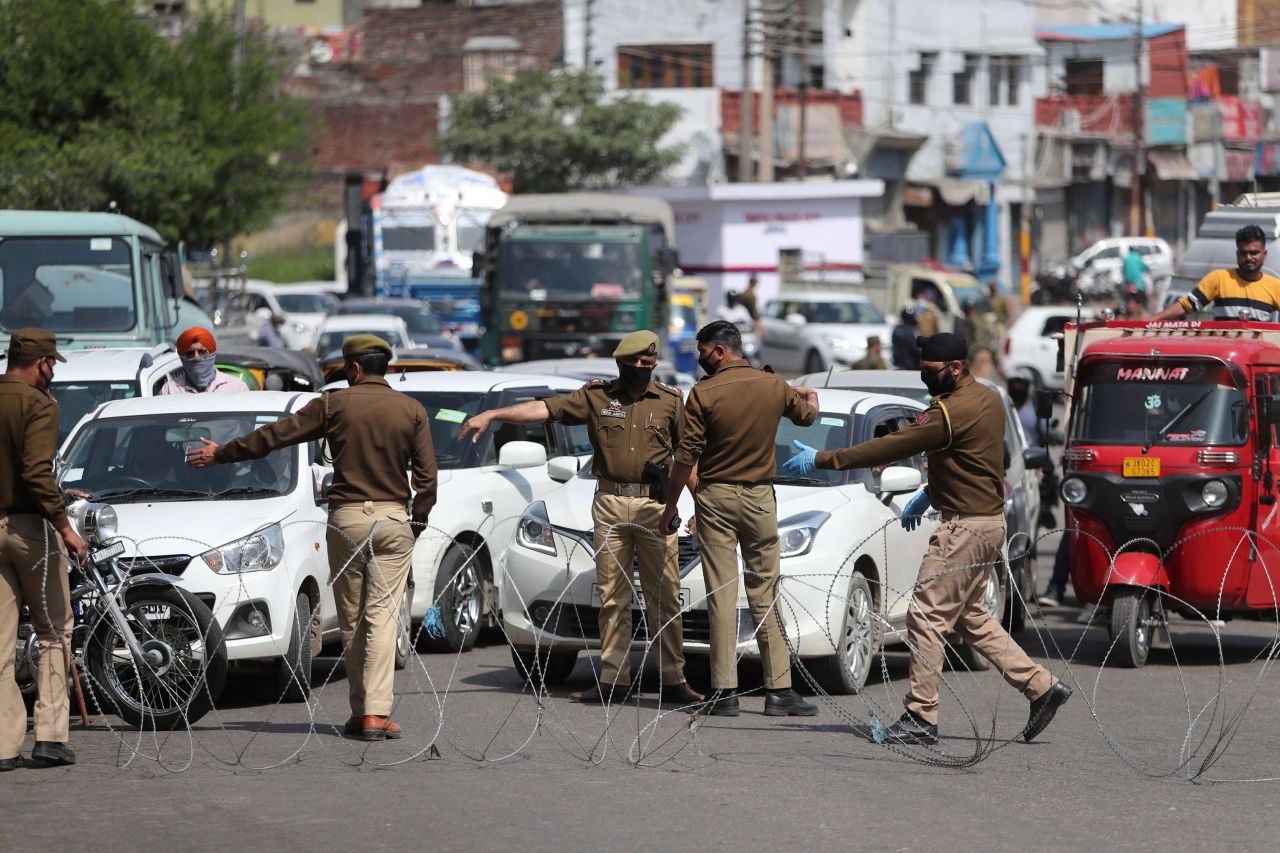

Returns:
587,378,608,388
654,380,682,398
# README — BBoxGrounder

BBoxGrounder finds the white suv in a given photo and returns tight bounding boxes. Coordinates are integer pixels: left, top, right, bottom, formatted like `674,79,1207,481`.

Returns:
1070,237,1173,296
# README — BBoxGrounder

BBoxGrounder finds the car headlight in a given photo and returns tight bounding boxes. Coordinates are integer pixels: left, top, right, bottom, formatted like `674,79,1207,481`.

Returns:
69,501,118,546
741,339,760,357
778,510,830,559
517,501,556,556
1201,479,1228,508
822,335,856,350
1061,477,1087,505
202,524,285,574
291,321,310,334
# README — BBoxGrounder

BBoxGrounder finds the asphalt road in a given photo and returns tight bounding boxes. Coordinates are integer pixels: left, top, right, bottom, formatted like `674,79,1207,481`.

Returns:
8,535,1280,852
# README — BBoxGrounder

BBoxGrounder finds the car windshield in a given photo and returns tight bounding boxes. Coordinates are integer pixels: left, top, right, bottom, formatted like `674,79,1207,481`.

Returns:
316,326,408,355
402,391,487,470
774,413,857,486
0,236,136,332
52,380,141,444
950,283,991,310
1071,360,1247,446
343,303,443,336
61,412,296,502
274,292,331,313
499,240,644,300
670,301,698,333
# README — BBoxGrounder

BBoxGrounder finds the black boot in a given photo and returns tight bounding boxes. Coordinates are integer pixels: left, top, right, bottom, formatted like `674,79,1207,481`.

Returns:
878,711,938,745
704,690,740,716
763,688,818,717
30,741,75,766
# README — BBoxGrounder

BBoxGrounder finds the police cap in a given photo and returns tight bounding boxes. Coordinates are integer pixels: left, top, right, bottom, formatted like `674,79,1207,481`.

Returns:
342,334,393,359
917,332,967,363
612,330,659,359
7,328,66,362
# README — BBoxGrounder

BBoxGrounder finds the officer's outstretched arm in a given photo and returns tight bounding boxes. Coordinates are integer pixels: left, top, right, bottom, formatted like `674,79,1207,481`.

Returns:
459,400,552,443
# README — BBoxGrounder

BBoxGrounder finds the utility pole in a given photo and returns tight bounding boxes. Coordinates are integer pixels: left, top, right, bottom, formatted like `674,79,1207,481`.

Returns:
758,1,775,182
1129,0,1145,236
738,0,755,182
584,0,594,71
798,1,809,177
1020,132,1032,304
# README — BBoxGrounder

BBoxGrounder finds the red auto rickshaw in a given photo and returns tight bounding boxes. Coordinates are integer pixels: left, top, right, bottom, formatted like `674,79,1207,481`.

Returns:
1060,320,1280,666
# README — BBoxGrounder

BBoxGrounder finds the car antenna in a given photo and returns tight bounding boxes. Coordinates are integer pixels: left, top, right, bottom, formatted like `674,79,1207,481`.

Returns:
824,363,834,388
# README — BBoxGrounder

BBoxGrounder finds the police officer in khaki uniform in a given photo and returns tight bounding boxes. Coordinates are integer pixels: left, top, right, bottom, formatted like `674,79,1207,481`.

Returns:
661,320,820,717
0,329,89,769
461,331,702,704
783,333,1071,744
187,334,437,741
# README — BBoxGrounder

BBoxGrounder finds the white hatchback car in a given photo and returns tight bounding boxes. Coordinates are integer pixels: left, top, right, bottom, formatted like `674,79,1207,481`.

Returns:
314,314,414,362
501,389,1014,694
58,392,340,700
323,370,595,652
1002,305,1095,391
227,282,333,350
759,292,895,373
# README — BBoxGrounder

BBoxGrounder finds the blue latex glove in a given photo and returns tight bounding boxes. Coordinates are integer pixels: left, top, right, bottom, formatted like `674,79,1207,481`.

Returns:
781,440,818,478
901,490,931,531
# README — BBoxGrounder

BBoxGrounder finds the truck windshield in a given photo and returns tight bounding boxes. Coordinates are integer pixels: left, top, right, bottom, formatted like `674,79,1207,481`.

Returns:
500,240,644,300
456,210,489,255
0,237,136,332
383,223,436,253
1071,360,1247,446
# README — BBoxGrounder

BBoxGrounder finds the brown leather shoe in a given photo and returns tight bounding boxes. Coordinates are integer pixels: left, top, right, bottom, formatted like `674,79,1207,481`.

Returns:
342,716,362,737
361,715,403,741
660,681,705,704
570,682,621,704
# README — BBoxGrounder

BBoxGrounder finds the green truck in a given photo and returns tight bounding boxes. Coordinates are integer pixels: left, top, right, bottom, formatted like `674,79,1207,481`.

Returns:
477,194,677,365
0,210,212,351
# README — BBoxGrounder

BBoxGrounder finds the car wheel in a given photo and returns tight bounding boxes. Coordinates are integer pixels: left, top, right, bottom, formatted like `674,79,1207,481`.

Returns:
393,587,413,671
276,592,313,702
816,573,879,694
949,564,1003,672
510,646,578,687
803,349,824,374
420,543,484,652
1108,586,1155,668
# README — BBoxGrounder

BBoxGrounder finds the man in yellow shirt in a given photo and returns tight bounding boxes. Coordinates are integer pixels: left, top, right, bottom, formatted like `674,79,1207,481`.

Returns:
1152,224,1280,321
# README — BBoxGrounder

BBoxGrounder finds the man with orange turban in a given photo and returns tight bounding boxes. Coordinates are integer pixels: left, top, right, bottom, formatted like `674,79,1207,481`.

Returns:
161,327,248,394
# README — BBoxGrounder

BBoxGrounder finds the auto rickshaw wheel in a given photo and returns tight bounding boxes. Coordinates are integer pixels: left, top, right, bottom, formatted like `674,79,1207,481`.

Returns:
1108,586,1156,668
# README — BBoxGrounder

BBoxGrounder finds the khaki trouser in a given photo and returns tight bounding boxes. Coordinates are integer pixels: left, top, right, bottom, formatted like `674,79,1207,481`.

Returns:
591,490,686,686
0,514,72,757
694,482,791,690
327,502,415,717
904,514,1054,725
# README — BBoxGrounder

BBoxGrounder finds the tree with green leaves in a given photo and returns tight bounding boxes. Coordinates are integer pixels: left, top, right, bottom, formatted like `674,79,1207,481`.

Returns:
0,0,308,248
440,69,684,193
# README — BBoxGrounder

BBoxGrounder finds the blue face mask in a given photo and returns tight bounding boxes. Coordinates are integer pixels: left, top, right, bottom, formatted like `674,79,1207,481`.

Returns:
182,354,217,390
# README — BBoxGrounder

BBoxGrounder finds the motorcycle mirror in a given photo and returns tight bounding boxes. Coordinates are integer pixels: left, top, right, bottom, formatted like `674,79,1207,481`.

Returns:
1035,389,1055,420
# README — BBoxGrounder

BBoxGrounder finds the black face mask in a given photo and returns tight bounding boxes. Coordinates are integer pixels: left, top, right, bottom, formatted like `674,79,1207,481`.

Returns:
1008,386,1028,408
921,366,956,397
618,363,653,387
698,353,718,376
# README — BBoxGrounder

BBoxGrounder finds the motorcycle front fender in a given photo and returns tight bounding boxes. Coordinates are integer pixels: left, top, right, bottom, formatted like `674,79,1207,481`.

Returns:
116,572,186,596
1106,551,1168,590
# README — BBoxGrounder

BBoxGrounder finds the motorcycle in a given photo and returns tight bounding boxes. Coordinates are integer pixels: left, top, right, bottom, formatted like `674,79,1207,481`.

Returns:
15,498,228,729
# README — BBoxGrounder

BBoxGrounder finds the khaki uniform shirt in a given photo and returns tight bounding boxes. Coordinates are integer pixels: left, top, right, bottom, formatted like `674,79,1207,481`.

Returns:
676,359,818,482
213,376,438,525
851,352,887,370
544,378,683,484
815,374,1004,516
0,376,68,529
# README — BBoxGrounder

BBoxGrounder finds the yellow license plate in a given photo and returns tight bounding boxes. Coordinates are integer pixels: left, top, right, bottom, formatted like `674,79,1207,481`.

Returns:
1123,457,1161,478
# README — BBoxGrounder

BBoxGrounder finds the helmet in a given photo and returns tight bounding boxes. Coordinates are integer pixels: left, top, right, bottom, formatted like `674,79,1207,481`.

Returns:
1006,367,1034,385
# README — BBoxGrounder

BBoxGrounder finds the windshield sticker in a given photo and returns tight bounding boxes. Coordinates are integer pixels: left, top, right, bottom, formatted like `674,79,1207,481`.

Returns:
591,283,625,300
1116,366,1191,381
256,415,280,424
89,237,112,251
1145,394,1162,411
1165,430,1208,442
435,408,467,424
820,417,843,427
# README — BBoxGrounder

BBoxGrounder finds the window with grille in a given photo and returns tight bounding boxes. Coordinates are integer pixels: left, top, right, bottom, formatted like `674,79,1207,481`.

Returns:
909,53,936,105
463,36,524,93
616,44,713,89
953,53,978,106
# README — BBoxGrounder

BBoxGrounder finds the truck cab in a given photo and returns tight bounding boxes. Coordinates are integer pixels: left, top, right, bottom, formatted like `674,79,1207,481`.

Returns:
0,210,211,351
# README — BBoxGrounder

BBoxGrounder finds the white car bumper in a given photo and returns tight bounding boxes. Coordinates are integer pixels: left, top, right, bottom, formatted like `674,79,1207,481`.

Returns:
176,557,303,662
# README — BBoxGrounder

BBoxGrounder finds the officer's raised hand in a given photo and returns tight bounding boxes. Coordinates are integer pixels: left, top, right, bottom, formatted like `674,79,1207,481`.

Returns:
901,490,931,531
459,411,495,444
781,440,818,478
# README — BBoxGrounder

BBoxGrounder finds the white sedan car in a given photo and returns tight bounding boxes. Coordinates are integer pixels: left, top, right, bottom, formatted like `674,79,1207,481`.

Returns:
759,292,895,373
323,370,594,652
59,392,340,700
501,390,1012,694
1002,305,1095,391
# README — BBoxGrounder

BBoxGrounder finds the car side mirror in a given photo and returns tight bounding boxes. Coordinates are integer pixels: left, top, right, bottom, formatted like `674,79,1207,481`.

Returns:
879,466,922,495
547,455,580,483
160,251,184,300
785,313,807,326
314,468,334,505
499,440,548,469
1023,446,1049,469
1035,389,1055,420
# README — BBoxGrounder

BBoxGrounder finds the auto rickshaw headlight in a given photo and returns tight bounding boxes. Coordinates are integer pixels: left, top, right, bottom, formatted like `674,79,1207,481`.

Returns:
1061,477,1088,505
1201,480,1229,508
